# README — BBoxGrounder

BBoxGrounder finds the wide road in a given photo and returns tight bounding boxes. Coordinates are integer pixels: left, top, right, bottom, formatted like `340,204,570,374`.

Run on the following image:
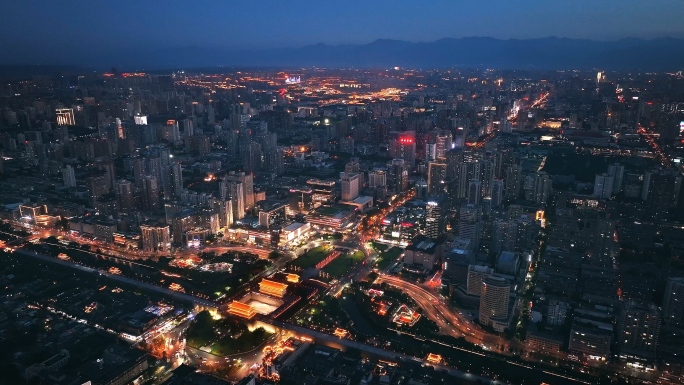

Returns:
376,274,507,350
12,248,218,308
202,245,272,259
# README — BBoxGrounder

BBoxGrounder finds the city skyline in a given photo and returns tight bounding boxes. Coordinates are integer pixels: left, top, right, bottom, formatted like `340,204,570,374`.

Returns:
2,3,684,385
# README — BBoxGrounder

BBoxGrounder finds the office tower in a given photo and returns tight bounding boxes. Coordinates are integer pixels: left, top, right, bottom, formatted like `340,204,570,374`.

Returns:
504,164,522,200
608,163,625,193
479,275,510,331
389,159,408,193
427,162,447,195
618,301,661,360
491,179,504,207
663,277,684,326
342,173,360,201
368,170,387,188
593,173,615,199
390,131,416,170
114,179,134,212
425,198,445,238
62,165,76,187
55,108,75,126
141,175,160,211
467,265,495,296
140,223,171,253
467,179,482,205
340,136,354,154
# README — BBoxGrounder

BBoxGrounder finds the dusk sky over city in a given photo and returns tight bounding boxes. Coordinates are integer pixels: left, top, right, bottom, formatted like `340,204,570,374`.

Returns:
3,0,684,61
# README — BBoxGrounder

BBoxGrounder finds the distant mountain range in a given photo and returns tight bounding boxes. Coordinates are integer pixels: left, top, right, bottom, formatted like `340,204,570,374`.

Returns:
4,37,684,73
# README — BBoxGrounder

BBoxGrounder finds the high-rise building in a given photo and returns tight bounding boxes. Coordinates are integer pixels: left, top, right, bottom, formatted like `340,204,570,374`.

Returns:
62,165,76,187
425,197,445,238
608,163,625,193
446,149,463,180
479,275,510,332
225,172,254,210
467,265,494,296
389,131,416,170
340,136,355,154
242,141,262,174
524,171,551,204
345,158,361,174
140,223,171,253
663,277,684,326
490,179,504,207
389,159,408,193
618,301,661,362
425,142,437,162
593,173,614,199
227,181,245,221
87,174,109,201
427,162,447,195
341,173,360,201
170,161,183,196
368,170,387,188
643,170,682,220
504,165,522,201
141,175,160,211
114,179,134,212
458,204,481,246
131,157,147,189
435,132,452,160
210,198,233,229
467,179,482,205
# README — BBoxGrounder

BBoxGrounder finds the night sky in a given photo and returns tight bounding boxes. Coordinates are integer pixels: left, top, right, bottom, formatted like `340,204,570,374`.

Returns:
2,0,684,65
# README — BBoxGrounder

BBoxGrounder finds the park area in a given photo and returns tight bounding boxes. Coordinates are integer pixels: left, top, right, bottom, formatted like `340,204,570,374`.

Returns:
187,311,272,356
375,247,403,270
322,250,364,277
290,245,332,269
